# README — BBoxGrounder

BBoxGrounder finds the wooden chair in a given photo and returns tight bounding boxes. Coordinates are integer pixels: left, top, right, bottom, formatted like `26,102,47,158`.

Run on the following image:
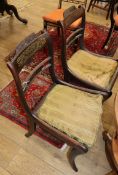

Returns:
102,0,118,49
87,0,112,19
7,31,107,171
42,0,86,34
58,10,118,99
103,92,118,174
0,0,27,24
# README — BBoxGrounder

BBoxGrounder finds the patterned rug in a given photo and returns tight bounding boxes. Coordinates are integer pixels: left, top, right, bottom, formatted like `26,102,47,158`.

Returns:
0,22,117,148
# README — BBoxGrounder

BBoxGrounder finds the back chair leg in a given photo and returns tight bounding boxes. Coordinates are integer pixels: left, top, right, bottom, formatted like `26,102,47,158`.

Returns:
102,24,114,48
25,120,36,137
87,0,94,12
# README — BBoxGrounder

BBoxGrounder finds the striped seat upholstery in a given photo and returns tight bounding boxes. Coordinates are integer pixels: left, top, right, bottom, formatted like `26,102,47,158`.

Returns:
37,85,103,147
68,50,118,88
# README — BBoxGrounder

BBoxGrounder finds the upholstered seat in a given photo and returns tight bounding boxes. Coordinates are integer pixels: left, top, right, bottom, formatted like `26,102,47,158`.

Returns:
43,8,82,30
68,50,118,89
37,84,103,147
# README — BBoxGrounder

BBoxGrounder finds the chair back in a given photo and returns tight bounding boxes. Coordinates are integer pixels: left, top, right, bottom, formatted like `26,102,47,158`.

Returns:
58,6,85,79
7,32,56,118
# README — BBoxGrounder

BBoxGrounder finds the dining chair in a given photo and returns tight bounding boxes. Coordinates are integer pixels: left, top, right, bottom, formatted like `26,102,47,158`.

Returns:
103,92,118,174
58,10,118,99
42,0,86,34
87,0,112,19
102,0,118,49
7,31,107,172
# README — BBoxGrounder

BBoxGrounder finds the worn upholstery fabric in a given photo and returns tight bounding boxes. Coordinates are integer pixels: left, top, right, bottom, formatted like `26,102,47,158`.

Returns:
68,50,118,88
43,9,82,29
37,85,103,147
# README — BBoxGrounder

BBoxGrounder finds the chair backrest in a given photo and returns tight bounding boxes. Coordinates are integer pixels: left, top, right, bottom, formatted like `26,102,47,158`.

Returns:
7,32,57,118
58,0,87,9
110,0,118,23
58,6,85,78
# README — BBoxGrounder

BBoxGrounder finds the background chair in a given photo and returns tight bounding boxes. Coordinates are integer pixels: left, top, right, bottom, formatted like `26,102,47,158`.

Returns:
87,0,112,19
59,9,118,99
42,0,86,34
7,31,107,172
103,92,118,175
102,0,118,49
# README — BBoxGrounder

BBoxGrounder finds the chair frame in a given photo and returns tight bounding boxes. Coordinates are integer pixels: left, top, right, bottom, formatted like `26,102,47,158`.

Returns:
103,92,118,174
102,0,118,48
87,0,112,20
43,0,87,31
7,31,107,172
58,11,118,99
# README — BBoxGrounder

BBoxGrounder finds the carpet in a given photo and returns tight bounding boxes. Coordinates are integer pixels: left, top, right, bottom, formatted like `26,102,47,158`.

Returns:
0,22,117,148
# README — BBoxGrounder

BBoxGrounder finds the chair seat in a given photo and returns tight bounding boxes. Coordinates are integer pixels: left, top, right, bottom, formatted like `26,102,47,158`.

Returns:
114,15,118,26
68,50,118,88
43,9,82,29
37,84,103,147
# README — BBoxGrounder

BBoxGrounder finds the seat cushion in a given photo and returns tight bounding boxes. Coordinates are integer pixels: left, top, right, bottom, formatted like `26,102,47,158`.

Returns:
43,9,82,29
68,50,118,88
37,85,103,147
114,15,118,26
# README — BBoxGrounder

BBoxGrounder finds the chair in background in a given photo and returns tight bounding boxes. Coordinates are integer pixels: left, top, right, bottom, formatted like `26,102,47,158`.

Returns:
7,31,107,172
58,9,118,99
87,0,112,19
102,0,118,49
42,0,86,34
103,92,118,174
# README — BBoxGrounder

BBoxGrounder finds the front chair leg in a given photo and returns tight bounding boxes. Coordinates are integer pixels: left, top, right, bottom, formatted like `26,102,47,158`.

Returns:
25,121,36,137
67,146,88,172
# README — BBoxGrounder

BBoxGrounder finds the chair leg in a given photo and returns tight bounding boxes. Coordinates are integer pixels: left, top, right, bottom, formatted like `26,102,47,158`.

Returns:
87,0,94,12
102,131,117,172
43,20,48,30
6,5,28,24
102,24,114,49
25,120,36,137
67,146,88,172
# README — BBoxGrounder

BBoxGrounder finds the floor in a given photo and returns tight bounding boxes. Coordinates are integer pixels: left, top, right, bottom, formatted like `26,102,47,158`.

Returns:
0,0,117,175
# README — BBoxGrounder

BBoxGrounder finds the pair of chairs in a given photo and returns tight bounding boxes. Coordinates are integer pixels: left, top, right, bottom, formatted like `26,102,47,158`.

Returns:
7,6,118,172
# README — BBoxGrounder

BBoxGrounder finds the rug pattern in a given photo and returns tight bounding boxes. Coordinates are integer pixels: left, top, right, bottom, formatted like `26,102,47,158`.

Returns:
0,22,117,148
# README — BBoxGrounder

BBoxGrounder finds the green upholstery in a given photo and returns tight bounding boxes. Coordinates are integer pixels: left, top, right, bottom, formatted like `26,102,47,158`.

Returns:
37,85,103,147
68,50,118,88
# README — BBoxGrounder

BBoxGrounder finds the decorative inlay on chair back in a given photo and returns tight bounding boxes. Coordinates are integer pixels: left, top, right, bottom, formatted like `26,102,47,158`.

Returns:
11,33,47,73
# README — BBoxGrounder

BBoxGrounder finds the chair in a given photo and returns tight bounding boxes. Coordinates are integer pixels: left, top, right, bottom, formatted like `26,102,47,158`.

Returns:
87,0,112,20
102,0,118,49
0,0,27,24
42,0,86,34
7,31,107,171
58,10,118,99
103,92,118,174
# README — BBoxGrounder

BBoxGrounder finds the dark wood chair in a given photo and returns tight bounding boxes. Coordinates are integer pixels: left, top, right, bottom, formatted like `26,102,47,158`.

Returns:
102,0,118,49
87,0,112,19
0,0,27,24
103,92,118,174
7,31,107,172
42,0,86,34
58,10,118,99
